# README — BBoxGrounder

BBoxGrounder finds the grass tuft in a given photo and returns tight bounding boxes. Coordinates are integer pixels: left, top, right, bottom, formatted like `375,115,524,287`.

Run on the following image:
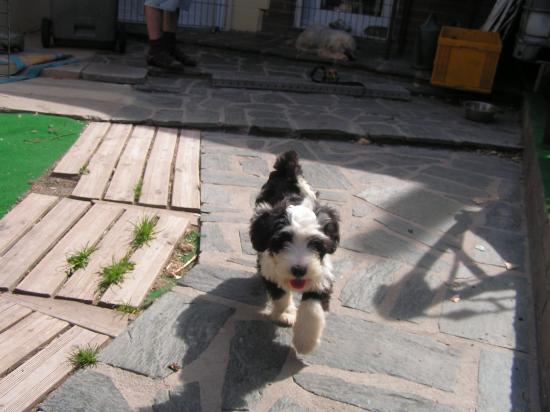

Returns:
98,256,135,292
79,165,89,175
178,230,200,265
133,181,142,203
130,215,157,250
69,345,100,369
66,245,97,276
114,303,140,315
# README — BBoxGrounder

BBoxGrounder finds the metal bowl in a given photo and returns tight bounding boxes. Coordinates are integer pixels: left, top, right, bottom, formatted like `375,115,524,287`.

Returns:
464,101,498,123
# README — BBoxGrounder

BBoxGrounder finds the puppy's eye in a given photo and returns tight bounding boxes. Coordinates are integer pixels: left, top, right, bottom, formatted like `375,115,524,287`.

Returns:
269,231,293,253
308,238,326,255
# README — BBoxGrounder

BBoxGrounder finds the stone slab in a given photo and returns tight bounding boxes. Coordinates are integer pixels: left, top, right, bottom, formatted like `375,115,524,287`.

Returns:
178,264,266,307
356,178,463,232
339,258,401,313
100,292,234,378
469,227,525,269
305,313,461,391
294,373,456,412
201,223,234,253
389,270,441,321
341,227,451,276
477,350,530,412
40,371,131,412
375,214,461,251
82,63,148,84
222,320,291,411
268,397,311,412
153,382,201,412
439,274,530,351
41,62,89,80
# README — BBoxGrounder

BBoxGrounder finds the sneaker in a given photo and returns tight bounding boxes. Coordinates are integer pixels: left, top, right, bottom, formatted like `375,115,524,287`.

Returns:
171,46,197,67
146,49,184,71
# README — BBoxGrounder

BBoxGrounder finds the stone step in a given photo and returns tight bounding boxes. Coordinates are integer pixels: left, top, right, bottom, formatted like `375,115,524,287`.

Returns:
211,73,411,101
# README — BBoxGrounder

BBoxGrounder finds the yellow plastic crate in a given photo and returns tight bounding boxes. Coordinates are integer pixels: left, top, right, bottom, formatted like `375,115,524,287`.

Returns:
431,26,502,94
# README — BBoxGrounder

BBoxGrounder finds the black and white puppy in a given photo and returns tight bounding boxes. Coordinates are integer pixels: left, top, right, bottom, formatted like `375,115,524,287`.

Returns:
250,151,339,354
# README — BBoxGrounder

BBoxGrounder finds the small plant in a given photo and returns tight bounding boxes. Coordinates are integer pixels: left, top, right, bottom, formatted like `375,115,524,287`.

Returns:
79,165,90,175
115,303,140,315
69,345,100,369
178,230,200,265
98,256,135,292
133,181,142,203
130,215,158,250
65,245,97,276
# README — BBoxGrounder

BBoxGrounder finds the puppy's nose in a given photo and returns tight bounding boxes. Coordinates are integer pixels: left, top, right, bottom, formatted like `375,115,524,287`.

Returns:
291,265,307,277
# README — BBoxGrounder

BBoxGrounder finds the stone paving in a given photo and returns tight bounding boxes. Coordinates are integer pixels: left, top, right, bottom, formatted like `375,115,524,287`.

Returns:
42,133,538,411
0,43,522,150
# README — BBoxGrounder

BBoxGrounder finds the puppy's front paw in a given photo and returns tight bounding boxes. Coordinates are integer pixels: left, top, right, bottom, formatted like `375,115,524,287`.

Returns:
292,331,320,354
292,300,325,354
272,308,296,327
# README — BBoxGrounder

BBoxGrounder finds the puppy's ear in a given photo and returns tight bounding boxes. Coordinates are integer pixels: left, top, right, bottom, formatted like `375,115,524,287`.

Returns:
250,204,287,252
315,205,340,254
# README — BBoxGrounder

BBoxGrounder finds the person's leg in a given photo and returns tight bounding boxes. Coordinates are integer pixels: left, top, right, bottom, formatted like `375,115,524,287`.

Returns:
161,8,197,66
144,4,182,69
145,5,163,40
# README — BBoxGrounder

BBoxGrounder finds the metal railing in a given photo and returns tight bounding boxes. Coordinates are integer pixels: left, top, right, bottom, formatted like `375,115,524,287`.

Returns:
118,0,230,30
295,0,396,40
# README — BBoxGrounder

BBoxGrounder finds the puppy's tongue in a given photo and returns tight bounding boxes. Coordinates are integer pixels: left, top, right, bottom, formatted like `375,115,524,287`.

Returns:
290,279,306,289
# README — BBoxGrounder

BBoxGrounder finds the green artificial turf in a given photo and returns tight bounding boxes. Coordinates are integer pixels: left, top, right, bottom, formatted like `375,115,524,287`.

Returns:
528,94,550,218
0,112,85,217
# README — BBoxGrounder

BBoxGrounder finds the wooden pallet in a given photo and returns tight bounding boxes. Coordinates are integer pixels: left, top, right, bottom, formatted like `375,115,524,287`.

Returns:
0,197,190,308
56,122,201,211
0,312,109,412
0,294,118,412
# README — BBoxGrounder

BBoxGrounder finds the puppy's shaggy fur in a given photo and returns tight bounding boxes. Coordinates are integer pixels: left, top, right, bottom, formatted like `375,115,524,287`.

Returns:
296,24,356,61
250,151,340,354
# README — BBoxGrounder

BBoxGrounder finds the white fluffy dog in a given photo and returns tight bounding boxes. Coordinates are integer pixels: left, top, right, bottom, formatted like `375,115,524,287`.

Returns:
296,24,356,61
249,151,340,354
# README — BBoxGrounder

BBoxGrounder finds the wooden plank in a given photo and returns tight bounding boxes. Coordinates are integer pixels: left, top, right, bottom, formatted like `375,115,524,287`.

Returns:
0,326,109,412
72,123,133,200
139,127,178,207
100,214,189,307
104,126,155,203
57,208,148,303
2,293,128,337
0,312,68,376
0,199,90,291
172,129,201,211
93,200,200,227
0,300,32,334
0,194,58,256
53,122,111,176
16,203,123,297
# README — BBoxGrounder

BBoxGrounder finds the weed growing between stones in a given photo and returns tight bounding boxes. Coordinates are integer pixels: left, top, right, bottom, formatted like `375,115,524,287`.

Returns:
130,215,158,250
98,256,135,293
65,245,97,276
69,345,100,369
114,303,141,315
133,181,142,203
